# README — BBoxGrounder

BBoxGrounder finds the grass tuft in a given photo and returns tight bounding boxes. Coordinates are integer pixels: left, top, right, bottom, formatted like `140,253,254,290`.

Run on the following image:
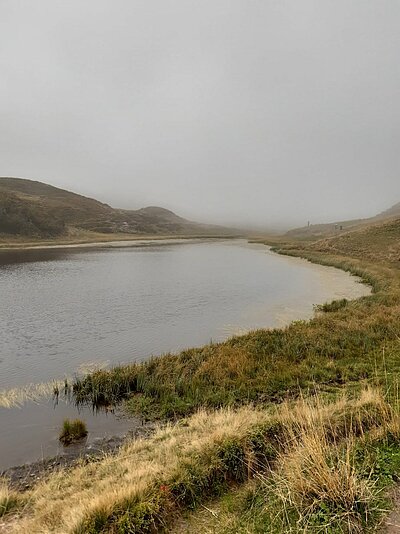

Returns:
59,419,88,446
0,479,25,519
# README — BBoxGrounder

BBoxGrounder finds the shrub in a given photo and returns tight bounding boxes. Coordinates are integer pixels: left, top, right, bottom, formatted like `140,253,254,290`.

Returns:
316,298,349,313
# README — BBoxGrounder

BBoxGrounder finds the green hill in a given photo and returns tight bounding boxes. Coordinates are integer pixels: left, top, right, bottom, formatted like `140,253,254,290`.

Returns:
0,177,231,239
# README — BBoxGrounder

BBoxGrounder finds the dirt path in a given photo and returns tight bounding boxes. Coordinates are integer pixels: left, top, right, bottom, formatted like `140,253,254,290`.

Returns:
382,488,400,533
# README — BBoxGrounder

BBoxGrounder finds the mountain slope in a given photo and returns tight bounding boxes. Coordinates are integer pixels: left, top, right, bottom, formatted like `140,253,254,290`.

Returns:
376,201,400,220
308,217,400,263
0,177,231,238
286,200,400,240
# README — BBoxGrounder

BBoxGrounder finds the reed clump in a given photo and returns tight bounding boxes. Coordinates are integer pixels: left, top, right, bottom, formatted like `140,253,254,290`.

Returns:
59,419,88,445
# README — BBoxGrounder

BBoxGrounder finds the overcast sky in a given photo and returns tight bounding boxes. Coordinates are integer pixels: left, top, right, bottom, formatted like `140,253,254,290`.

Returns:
1,1,400,229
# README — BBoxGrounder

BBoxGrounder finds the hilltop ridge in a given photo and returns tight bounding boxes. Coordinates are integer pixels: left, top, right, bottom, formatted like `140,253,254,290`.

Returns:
0,177,233,239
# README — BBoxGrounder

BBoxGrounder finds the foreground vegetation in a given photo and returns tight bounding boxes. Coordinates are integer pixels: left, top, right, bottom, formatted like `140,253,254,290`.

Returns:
3,389,400,533
2,217,400,533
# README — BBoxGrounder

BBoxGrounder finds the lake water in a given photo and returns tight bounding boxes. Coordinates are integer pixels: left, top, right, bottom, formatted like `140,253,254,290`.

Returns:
0,239,370,469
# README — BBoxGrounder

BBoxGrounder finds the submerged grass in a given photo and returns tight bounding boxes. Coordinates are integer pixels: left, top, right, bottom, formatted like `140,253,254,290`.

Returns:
0,380,69,409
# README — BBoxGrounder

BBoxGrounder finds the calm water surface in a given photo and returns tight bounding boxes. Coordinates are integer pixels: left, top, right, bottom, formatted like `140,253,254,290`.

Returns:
0,240,369,469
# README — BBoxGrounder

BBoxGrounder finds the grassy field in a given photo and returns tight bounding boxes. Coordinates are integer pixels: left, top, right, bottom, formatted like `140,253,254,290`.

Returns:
2,218,400,533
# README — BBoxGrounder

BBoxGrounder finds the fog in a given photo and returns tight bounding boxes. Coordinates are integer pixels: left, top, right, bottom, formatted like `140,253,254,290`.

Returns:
1,1,400,229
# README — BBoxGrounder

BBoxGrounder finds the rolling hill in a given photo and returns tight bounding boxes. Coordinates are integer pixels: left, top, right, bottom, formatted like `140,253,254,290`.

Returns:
0,177,232,239
307,217,400,263
286,200,400,240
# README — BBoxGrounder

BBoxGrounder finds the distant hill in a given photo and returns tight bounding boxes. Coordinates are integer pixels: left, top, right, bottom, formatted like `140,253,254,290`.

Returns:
376,201,400,221
0,177,233,238
308,217,400,264
286,201,400,240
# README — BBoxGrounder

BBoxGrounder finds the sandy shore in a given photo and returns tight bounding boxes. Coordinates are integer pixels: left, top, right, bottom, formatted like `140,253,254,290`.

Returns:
0,234,239,251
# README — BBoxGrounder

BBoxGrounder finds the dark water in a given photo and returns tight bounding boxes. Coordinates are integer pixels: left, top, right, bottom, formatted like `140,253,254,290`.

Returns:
0,239,369,469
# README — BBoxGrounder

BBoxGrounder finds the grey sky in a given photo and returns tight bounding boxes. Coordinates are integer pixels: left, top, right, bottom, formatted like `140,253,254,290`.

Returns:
1,1,400,229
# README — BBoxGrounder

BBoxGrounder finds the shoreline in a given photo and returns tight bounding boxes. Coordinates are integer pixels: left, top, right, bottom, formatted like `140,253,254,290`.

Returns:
0,233,241,251
2,419,157,491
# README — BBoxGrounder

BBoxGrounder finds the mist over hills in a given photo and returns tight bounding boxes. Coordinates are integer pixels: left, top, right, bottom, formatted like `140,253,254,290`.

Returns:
286,201,400,240
1,176,399,242
0,177,234,239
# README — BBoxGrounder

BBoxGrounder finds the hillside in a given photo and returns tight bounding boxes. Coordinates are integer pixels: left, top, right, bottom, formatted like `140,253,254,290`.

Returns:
308,217,400,263
0,177,232,239
286,200,400,240
376,201,400,220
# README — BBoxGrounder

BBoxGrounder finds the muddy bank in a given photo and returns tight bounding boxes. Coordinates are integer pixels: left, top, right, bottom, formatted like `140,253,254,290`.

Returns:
2,421,157,491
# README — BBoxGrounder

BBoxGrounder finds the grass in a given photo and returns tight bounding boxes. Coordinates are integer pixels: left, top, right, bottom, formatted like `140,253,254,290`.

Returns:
59,419,88,446
173,393,400,534
5,405,268,533
4,367,400,531
316,298,349,313
0,479,25,519
3,388,396,533
0,380,68,408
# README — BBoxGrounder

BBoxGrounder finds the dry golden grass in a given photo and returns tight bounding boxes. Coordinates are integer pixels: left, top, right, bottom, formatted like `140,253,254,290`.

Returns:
194,345,254,383
171,389,394,534
4,389,392,533
269,390,387,533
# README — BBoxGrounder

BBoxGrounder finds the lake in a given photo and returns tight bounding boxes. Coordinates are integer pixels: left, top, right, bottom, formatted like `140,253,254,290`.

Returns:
0,239,370,468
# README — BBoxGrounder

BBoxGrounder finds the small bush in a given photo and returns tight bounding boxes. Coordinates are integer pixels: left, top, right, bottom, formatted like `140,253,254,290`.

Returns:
59,418,88,445
316,298,348,313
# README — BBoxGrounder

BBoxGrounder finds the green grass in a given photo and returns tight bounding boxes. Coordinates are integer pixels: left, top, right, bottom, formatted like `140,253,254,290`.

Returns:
59,418,88,445
316,298,349,313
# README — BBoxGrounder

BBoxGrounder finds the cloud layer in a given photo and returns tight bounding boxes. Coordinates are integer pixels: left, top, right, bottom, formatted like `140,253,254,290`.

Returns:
1,1,400,228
